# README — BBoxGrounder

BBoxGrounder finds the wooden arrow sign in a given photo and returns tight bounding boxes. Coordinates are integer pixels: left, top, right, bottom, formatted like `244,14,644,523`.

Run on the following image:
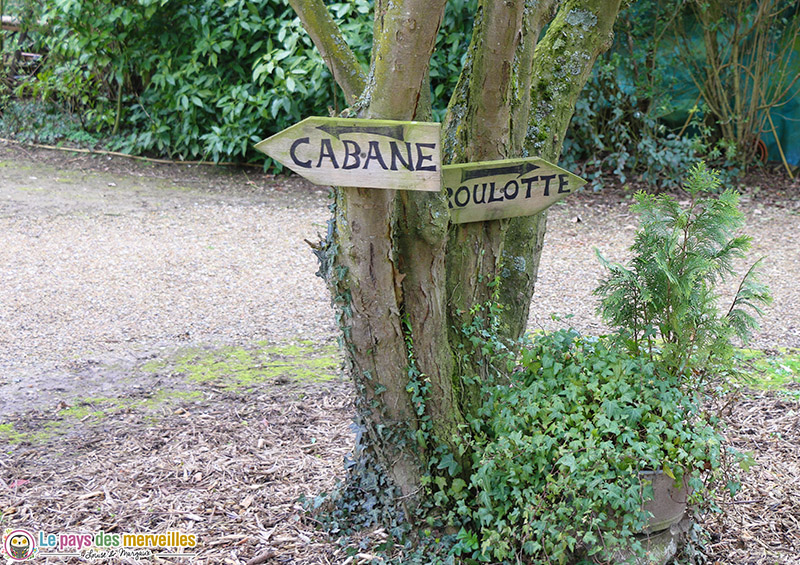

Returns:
442,157,586,224
255,117,441,191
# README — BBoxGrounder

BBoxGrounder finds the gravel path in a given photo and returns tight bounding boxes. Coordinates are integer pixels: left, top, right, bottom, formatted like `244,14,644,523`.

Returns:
531,191,800,349
0,145,335,415
1,143,798,416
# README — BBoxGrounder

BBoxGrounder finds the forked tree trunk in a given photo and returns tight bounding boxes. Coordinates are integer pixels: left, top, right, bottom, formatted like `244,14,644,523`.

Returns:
288,0,621,507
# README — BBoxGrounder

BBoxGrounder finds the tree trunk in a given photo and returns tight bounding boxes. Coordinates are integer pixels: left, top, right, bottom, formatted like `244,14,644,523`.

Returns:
288,0,622,515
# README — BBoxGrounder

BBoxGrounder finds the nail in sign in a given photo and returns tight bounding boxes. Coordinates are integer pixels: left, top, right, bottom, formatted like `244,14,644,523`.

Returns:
255,117,441,191
443,157,586,224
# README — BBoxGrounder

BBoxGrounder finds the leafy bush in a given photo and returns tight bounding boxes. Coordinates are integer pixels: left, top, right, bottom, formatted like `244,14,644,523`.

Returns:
561,51,705,190
6,0,475,163
33,0,354,162
450,329,721,563
0,99,102,145
439,163,766,562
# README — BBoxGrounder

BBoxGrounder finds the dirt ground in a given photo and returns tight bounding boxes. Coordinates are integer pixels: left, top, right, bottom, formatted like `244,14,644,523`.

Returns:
0,141,799,564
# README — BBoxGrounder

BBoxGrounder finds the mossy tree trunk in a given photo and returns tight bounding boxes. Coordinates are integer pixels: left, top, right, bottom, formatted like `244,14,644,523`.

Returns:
288,0,621,508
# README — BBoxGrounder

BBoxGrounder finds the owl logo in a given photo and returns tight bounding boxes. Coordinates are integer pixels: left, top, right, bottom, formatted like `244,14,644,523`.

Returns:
2,529,36,561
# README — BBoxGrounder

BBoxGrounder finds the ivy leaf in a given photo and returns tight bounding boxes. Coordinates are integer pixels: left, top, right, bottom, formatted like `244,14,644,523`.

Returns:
436,453,460,476
557,453,577,472
451,478,467,494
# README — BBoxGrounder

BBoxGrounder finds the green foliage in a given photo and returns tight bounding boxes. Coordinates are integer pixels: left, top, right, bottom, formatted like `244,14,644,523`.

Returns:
6,0,794,174
450,329,721,563
562,51,705,190
0,99,102,145
594,161,772,380
6,0,475,163
31,0,344,161
563,0,799,187
430,1,476,122
562,0,706,189
307,261,746,563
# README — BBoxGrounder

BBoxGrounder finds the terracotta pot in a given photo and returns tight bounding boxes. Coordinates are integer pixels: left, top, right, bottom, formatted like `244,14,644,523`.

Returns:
639,470,689,534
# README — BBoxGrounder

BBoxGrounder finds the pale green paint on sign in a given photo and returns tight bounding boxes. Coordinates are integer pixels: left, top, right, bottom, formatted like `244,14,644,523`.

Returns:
255,116,441,191
442,157,586,224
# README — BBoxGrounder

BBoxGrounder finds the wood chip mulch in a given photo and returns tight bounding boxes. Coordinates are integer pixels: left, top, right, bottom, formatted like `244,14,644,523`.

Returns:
701,386,800,565
1,381,353,564
2,380,798,564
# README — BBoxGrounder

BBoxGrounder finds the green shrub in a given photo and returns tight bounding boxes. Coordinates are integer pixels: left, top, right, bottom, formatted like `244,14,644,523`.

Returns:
594,161,772,381
9,0,475,163
451,329,721,563
34,0,349,162
440,163,767,562
0,99,101,145
561,51,705,190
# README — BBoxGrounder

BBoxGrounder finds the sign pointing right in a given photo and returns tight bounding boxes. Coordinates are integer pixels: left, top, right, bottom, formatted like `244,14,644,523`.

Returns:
442,157,586,224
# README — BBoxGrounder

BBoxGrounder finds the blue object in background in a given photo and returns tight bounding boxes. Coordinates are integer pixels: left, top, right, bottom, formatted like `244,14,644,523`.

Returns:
763,86,800,169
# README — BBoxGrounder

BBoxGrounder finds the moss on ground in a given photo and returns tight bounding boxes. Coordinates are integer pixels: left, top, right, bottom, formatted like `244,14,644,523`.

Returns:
0,423,24,445
1,341,341,446
168,341,341,391
736,348,800,395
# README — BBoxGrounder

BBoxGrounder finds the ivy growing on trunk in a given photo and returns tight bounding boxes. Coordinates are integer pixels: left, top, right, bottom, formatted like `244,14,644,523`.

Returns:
291,0,623,531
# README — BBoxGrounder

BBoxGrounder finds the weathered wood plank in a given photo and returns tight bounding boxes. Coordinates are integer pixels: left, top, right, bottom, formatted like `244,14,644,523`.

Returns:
442,157,585,223
255,117,442,191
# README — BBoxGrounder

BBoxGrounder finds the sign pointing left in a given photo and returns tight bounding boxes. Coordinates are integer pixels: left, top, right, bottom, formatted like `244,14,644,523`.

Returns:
255,116,441,191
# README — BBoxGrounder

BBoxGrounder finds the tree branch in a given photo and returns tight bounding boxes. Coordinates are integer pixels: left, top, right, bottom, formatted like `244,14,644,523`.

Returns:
526,0,622,162
367,0,448,119
442,0,549,163
510,0,559,155
497,0,622,339
466,0,526,161
287,0,367,105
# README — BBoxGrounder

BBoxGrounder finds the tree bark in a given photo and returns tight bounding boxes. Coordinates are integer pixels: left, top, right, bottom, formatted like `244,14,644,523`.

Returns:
287,0,622,514
301,0,451,501
442,0,621,406
498,0,622,339
287,0,366,105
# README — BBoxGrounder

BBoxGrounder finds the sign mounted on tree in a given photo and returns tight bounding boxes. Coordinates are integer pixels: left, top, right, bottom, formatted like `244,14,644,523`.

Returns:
442,157,586,224
255,117,441,191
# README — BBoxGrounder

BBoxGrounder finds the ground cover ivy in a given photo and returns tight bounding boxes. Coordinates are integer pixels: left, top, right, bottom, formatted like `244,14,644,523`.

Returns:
446,329,722,563
305,163,765,563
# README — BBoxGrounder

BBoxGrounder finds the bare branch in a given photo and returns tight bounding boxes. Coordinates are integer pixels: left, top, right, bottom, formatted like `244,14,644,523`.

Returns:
287,0,366,105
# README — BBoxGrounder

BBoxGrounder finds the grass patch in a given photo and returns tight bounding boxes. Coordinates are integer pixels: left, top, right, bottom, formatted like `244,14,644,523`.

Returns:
56,396,119,420
169,341,341,391
735,348,800,395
